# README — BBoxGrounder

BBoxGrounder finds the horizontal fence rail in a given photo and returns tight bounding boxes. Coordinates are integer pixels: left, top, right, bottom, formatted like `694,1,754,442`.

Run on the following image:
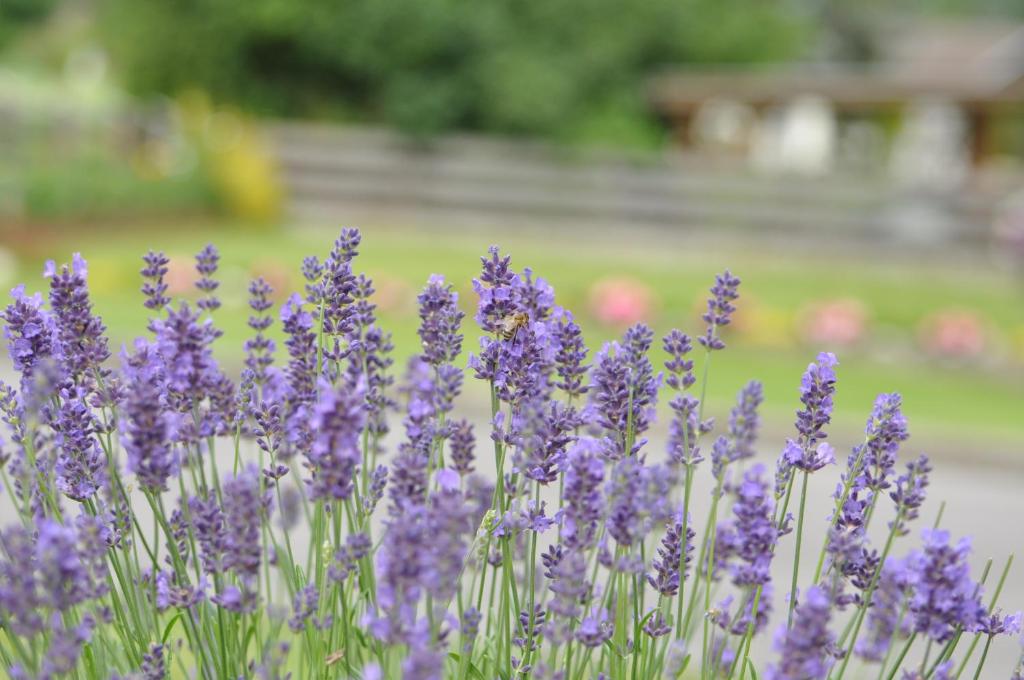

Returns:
265,122,998,246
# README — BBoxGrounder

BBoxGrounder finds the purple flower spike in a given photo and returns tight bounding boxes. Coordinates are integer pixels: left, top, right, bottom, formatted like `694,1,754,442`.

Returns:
889,455,931,536
767,585,841,680
648,514,696,597
561,438,605,551
193,244,221,312
776,352,838,489
121,340,177,493
853,393,910,495
2,285,55,382
417,274,464,366
717,464,779,589
728,380,764,462
307,376,366,501
663,329,695,391
909,529,985,643
222,465,264,583
245,277,276,385
857,557,913,661
47,253,110,384
141,251,171,312
698,270,741,351
552,309,589,398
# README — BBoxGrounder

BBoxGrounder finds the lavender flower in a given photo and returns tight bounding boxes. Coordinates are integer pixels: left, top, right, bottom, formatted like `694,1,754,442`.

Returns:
775,353,838,496
857,557,913,661
289,584,319,632
141,643,166,680
121,340,177,492
245,277,276,385
46,253,110,384
222,466,263,583
909,529,985,643
698,270,741,351
449,419,475,475
767,585,840,680
561,438,605,550
189,493,226,575
889,455,931,536
2,285,54,382
728,380,764,462
52,385,105,502
417,274,464,366
552,309,588,397
853,393,910,494
194,244,221,312
606,456,674,550
717,464,779,588
140,250,171,312
472,246,517,334
648,515,696,597
307,376,365,501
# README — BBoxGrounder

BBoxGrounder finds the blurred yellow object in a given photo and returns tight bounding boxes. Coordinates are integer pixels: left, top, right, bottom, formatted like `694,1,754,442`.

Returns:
733,301,793,349
1010,324,1024,364
176,91,282,221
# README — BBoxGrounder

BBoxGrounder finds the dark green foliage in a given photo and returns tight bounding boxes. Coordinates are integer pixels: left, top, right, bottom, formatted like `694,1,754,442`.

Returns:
98,0,808,144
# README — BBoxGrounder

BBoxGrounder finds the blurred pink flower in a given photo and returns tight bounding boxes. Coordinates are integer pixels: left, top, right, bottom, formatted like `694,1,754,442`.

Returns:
165,255,197,296
918,309,987,358
798,298,869,347
588,277,656,328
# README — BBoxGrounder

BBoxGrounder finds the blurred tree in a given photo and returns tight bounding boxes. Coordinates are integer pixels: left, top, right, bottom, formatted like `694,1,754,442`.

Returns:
0,0,59,48
98,0,808,145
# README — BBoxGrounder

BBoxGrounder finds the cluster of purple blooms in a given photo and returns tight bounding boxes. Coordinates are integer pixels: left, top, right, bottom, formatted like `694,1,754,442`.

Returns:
0,229,1020,680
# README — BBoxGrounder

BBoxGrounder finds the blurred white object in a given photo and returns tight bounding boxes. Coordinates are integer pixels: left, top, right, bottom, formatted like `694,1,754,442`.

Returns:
889,99,970,191
691,99,756,153
750,95,836,175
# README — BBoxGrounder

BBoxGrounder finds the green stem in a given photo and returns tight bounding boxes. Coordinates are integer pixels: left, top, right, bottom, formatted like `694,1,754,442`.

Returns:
788,470,810,629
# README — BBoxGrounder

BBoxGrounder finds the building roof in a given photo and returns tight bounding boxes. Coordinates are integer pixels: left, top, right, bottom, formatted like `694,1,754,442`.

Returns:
650,18,1024,112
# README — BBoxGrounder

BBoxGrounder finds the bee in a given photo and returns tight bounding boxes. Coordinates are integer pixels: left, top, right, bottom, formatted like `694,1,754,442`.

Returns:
500,311,530,342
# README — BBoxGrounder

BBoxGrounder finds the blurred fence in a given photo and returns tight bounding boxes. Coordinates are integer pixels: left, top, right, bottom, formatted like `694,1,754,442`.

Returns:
267,122,999,248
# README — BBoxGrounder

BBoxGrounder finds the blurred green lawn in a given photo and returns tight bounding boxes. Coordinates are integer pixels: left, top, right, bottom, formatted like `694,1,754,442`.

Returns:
3,222,1022,453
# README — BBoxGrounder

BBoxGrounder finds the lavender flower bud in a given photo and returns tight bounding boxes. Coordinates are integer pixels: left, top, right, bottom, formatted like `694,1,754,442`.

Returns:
698,270,740,351
194,244,221,312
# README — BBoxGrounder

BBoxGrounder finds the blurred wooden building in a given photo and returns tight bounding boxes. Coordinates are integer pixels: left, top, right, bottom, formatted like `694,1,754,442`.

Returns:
649,18,1024,167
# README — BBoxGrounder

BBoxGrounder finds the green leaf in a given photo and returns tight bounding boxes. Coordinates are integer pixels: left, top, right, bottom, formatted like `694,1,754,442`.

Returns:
466,661,487,680
747,657,759,680
161,613,183,645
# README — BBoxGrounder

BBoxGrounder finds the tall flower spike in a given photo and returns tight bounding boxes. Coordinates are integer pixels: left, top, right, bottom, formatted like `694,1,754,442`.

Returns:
121,340,177,493
417,274,464,366
778,353,838,482
857,557,913,661
552,309,588,398
245,277,276,385
473,245,517,334
852,393,909,495
2,285,55,383
140,250,171,312
52,384,106,502
767,585,841,680
648,514,696,597
909,529,985,643
698,269,741,351
663,329,695,391
561,438,605,550
728,380,764,462
222,465,263,583
889,455,931,536
46,253,110,385
307,376,366,501
194,244,221,312
717,464,779,589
